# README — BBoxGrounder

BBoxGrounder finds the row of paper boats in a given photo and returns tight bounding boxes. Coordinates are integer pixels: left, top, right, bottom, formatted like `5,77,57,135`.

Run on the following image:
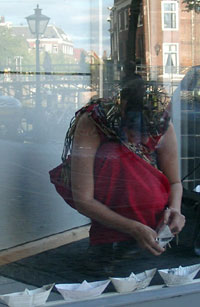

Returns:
1,263,200,307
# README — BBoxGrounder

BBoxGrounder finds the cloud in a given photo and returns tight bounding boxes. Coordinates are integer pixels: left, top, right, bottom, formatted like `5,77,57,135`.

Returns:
70,15,90,23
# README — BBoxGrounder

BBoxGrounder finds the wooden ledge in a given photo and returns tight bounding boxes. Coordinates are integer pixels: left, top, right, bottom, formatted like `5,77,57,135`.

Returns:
0,225,90,266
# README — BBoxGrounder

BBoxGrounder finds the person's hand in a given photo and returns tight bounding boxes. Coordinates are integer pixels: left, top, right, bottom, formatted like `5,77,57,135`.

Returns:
131,222,165,256
163,207,185,234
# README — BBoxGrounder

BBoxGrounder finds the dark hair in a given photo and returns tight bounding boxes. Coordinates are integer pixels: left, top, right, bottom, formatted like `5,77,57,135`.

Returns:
120,78,147,133
120,78,170,135
120,78,145,113
121,111,149,136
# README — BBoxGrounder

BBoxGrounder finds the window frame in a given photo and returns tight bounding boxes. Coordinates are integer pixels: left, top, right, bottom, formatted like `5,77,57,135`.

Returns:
118,10,125,32
124,8,129,30
161,0,179,31
163,42,179,75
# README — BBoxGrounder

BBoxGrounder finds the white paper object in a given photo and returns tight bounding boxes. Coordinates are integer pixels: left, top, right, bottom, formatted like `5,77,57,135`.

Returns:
110,273,138,293
110,268,156,293
193,185,200,193
135,268,157,290
156,224,174,248
0,283,54,307
55,280,110,301
158,263,200,286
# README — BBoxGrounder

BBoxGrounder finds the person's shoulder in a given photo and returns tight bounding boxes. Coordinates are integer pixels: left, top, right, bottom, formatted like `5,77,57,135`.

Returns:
75,112,99,139
76,111,94,128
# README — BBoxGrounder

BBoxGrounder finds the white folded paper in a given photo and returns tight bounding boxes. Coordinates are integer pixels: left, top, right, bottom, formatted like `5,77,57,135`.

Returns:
156,224,174,248
55,279,110,301
109,273,137,293
158,263,200,286
135,268,157,290
0,283,54,307
110,268,156,293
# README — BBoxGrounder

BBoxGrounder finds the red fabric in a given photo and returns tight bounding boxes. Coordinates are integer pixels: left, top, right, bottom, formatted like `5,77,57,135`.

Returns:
90,141,170,245
49,156,75,209
49,103,170,245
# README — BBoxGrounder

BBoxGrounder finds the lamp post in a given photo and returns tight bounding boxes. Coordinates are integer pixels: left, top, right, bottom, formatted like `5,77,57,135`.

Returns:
26,4,50,111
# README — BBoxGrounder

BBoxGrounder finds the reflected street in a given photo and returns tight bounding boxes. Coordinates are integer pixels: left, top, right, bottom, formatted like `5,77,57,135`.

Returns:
0,138,89,250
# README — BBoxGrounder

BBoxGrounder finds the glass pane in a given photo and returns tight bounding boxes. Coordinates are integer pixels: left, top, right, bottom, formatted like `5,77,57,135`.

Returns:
169,44,177,51
164,12,176,28
164,2,176,12
1,0,200,301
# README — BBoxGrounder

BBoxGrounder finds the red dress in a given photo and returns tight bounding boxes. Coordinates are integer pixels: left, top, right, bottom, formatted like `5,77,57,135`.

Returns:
49,103,170,245
91,140,170,244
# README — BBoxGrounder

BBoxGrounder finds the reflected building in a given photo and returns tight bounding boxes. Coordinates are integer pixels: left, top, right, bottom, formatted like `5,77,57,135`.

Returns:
109,0,200,82
109,0,200,189
12,24,74,59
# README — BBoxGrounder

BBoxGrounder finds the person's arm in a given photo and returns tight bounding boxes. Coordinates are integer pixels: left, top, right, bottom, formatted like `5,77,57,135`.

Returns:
71,113,165,255
156,122,185,234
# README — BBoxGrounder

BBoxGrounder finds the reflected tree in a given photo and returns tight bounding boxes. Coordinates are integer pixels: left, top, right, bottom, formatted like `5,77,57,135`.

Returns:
182,0,200,12
0,27,33,69
122,0,142,82
127,0,141,63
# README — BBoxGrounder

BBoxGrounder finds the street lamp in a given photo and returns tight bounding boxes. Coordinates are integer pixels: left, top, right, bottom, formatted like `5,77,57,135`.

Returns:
26,4,50,110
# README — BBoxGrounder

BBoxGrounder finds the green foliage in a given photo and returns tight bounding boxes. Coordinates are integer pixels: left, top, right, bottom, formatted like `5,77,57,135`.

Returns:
182,0,200,13
0,26,34,69
49,52,76,65
40,51,78,73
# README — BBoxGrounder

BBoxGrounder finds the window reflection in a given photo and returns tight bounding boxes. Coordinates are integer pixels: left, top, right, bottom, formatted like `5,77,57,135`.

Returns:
162,1,178,30
0,0,200,298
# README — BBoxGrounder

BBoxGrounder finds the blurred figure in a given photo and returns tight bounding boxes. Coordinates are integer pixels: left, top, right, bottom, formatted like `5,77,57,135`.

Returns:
43,52,52,79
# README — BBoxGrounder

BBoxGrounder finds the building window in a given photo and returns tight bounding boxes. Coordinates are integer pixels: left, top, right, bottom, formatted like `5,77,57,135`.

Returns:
119,10,125,31
53,44,58,53
163,43,179,74
63,45,66,54
162,1,178,30
124,9,129,29
119,42,124,60
137,12,143,27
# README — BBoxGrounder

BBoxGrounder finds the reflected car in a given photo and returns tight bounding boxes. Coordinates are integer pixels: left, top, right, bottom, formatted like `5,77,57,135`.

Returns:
0,95,22,138
175,65,200,111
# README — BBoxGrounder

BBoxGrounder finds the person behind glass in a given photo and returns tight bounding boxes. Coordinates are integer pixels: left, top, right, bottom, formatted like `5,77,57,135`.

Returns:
64,78,185,258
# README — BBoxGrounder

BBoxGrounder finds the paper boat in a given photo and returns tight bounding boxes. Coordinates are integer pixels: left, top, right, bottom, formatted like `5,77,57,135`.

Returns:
135,268,157,290
0,283,54,307
109,274,137,293
156,224,174,248
158,263,200,286
55,280,110,301
110,268,156,293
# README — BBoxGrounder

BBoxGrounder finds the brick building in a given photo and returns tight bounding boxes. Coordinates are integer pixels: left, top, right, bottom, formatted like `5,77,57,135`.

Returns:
109,0,200,81
109,0,200,189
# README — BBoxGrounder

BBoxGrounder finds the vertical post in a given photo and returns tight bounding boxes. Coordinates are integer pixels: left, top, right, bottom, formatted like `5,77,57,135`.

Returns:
35,8,41,111
99,0,103,98
146,0,151,81
172,84,182,179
